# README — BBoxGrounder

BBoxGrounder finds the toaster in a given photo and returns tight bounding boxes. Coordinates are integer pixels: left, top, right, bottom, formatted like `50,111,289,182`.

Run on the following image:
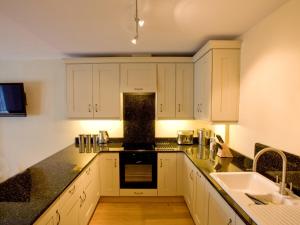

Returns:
177,130,194,145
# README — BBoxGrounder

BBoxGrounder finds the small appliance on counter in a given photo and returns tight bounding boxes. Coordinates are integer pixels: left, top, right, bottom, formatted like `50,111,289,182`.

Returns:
98,130,109,144
177,130,194,145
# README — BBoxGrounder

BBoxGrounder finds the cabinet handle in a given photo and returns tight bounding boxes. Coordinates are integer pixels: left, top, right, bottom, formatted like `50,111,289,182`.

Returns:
199,103,202,113
189,170,193,181
197,104,200,113
227,218,232,225
83,190,87,201
134,191,144,195
160,104,163,112
160,159,163,168
134,88,143,91
69,185,76,195
95,104,98,112
178,104,181,112
80,194,84,207
114,159,117,168
86,167,91,175
88,104,92,112
56,210,61,225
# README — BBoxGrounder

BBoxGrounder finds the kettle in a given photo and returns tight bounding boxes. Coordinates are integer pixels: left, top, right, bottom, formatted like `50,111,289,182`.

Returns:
98,131,109,144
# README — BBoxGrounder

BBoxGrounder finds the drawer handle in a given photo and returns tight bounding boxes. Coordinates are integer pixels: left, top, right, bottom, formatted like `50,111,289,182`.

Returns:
95,104,98,112
114,159,117,168
189,170,193,181
134,192,144,195
69,185,76,194
56,210,61,225
134,88,143,91
86,167,91,175
227,218,232,225
160,159,163,168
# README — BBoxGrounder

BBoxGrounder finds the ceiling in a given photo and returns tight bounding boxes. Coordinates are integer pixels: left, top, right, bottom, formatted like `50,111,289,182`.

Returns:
0,0,289,59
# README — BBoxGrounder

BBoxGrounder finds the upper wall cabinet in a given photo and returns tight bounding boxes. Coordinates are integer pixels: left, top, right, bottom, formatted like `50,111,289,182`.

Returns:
157,63,194,119
93,64,120,118
120,63,157,92
193,40,241,122
67,64,120,119
157,64,176,118
176,63,194,119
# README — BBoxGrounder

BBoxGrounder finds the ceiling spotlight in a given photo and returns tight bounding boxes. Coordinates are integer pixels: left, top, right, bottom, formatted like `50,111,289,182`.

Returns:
131,0,144,44
138,19,144,27
131,37,137,45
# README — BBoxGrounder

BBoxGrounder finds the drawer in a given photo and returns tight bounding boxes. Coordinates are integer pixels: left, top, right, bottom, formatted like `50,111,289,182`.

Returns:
60,181,80,214
120,189,158,196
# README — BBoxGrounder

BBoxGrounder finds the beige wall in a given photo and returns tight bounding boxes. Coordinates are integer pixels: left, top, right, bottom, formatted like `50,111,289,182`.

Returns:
0,59,215,181
229,0,300,158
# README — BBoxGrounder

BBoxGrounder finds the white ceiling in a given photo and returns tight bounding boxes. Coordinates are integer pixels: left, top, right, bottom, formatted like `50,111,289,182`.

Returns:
0,0,289,59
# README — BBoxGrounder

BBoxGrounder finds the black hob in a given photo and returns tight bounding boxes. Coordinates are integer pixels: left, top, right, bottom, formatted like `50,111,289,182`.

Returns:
122,143,155,150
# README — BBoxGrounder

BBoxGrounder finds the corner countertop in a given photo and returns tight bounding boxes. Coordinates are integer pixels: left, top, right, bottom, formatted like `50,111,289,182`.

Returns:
0,142,254,225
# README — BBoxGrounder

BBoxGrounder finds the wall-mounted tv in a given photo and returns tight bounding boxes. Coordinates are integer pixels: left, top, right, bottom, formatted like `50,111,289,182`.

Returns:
0,83,27,117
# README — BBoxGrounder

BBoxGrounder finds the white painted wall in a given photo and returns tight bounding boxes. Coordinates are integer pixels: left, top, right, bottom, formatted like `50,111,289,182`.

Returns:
0,59,213,181
229,0,300,158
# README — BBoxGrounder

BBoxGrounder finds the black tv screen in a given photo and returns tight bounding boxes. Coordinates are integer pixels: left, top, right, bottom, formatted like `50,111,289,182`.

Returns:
0,83,27,117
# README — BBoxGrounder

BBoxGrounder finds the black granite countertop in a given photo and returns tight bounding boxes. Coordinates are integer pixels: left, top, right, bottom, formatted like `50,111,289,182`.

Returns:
0,145,98,225
0,141,254,225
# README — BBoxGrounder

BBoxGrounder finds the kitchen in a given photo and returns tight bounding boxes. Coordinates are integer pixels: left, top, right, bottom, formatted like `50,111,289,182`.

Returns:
0,0,300,225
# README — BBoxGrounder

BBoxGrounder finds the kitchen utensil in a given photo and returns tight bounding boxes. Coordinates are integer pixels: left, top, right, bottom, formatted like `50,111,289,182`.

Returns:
177,130,194,145
92,134,98,152
99,131,109,144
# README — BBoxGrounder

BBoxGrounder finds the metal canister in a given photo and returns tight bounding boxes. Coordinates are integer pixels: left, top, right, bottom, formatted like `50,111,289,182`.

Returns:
86,134,92,153
92,134,99,152
204,129,212,146
79,134,85,153
197,129,206,145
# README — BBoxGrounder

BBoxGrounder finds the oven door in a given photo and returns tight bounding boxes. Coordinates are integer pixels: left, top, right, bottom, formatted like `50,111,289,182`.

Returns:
120,152,157,189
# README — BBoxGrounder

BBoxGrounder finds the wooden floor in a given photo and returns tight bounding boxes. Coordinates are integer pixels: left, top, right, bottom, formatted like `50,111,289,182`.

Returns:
89,197,195,225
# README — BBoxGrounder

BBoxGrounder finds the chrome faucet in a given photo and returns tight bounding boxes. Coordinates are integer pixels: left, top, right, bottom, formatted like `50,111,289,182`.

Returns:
253,147,287,195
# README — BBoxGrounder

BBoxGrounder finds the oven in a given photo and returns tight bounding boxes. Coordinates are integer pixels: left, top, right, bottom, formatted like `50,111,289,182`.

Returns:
119,151,157,189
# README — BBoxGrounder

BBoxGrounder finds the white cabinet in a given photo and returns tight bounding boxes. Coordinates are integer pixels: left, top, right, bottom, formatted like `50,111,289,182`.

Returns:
157,63,193,119
183,155,195,214
194,41,240,122
207,181,235,225
92,64,120,118
34,200,61,225
67,64,93,118
157,153,177,196
120,63,157,92
193,170,209,225
175,63,194,119
99,153,120,196
157,64,176,119
67,64,120,119
194,51,212,120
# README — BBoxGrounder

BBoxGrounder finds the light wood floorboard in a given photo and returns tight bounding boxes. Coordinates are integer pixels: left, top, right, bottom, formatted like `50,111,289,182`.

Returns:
89,197,195,225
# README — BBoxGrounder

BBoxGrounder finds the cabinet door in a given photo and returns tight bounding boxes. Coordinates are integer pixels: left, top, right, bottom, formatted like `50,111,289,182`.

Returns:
193,171,208,225
78,182,96,225
194,60,201,119
99,153,120,196
184,156,195,214
207,182,235,225
34,200,61,225
67,64,93,118
93,64,120,119
158,153,177,196
211,49,240,122
120,63,157,92
157,64,176,119
198,51,212,121
175,63,194,119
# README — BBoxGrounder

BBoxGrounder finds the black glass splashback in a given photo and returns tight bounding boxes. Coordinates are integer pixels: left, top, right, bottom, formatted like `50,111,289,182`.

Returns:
123,93,155,145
